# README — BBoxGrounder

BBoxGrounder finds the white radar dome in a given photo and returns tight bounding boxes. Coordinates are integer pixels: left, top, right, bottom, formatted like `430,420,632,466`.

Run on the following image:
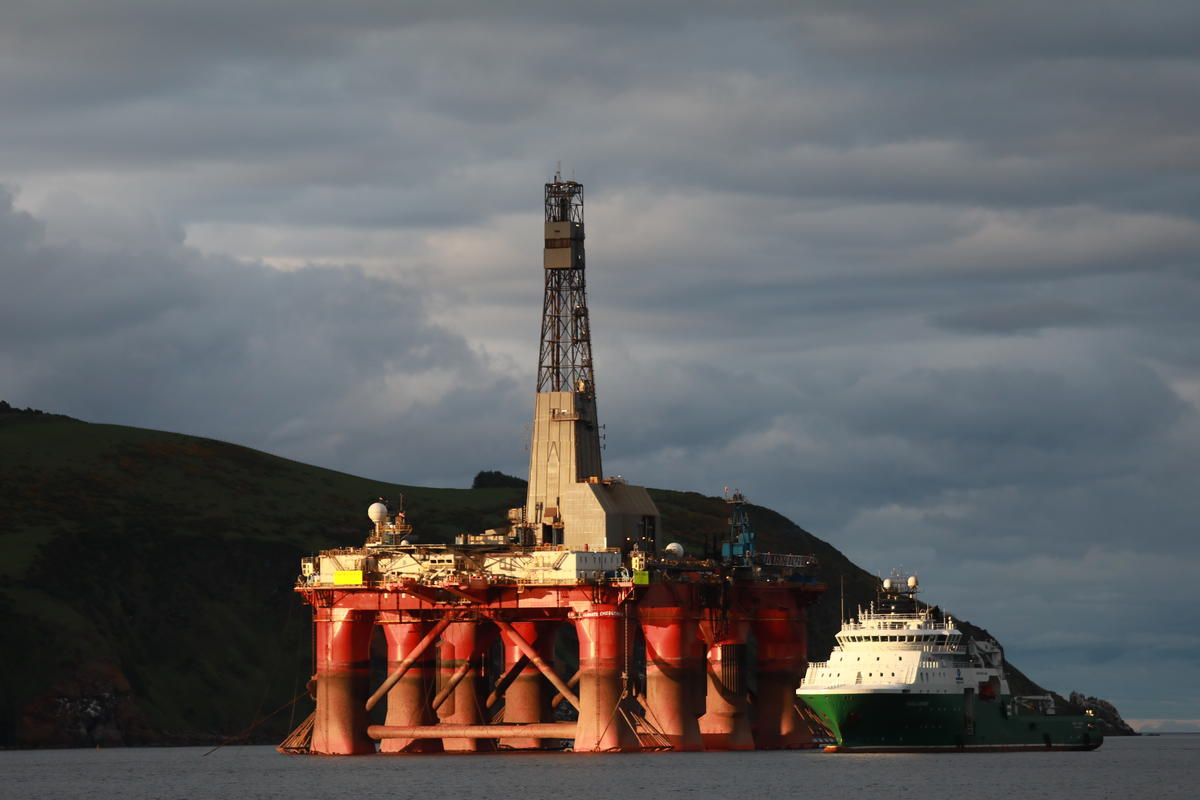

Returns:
367,502,389,523
882,578,892,590
664,542,685,559
907,575,919,589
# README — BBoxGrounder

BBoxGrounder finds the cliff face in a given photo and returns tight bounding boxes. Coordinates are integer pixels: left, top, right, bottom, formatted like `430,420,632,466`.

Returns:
1064,692,1139,736
0,406,1135,746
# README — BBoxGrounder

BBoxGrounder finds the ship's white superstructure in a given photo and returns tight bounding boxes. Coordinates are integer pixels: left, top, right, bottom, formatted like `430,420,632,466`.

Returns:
802,575,1006,697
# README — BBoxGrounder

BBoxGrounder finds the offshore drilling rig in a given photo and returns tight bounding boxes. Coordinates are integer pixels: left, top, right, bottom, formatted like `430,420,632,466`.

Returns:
284,172,824,755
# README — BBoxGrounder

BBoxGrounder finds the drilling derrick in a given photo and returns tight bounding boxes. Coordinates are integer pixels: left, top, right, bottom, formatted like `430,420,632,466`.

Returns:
538,176,594,396
525,172,658,552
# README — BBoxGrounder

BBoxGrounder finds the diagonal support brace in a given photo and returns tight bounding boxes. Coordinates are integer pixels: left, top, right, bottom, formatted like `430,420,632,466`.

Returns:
485,654,531,715
494,619,580,711
551,670,582,709
431,662,474,712
365,616,453,712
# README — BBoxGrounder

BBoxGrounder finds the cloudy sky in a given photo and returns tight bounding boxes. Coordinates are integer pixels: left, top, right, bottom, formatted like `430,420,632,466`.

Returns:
3,1,1199,727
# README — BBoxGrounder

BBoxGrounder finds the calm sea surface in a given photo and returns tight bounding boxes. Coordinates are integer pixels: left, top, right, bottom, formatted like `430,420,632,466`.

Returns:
1,735,1195,800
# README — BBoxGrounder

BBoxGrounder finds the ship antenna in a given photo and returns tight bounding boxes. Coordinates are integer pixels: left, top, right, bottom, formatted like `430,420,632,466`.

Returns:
840,575,845,624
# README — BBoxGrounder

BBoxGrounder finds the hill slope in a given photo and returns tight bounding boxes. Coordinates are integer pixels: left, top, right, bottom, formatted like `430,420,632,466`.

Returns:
0,405,1131,745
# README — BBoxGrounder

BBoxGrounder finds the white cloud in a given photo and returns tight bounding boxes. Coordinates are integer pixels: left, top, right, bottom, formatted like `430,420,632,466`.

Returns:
1129,719,1200,733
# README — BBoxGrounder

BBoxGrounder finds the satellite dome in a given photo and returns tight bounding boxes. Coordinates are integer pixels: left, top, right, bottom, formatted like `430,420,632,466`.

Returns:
882,578,892,590
664,542,685,559
367,502,389,524
907,575,919,589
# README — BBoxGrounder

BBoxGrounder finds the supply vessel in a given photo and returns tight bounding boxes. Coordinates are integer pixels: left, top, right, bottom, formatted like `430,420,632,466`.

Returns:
798,574,1102,752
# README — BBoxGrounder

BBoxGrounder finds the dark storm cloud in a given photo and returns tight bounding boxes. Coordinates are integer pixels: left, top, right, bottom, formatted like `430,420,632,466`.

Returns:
0,188,524,485
5,1,1197,227
931,300,1107,334
835,361,1184,456
3,0,1200,721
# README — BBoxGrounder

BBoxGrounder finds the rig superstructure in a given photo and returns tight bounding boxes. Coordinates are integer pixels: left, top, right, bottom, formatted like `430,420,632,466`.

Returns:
284,172,824,755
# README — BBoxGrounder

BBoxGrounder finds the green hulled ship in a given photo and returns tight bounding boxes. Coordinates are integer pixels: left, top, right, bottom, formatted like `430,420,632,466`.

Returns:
798,574,1102,752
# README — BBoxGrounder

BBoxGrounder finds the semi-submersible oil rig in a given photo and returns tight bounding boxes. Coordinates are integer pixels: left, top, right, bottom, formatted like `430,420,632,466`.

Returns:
284,173,824,755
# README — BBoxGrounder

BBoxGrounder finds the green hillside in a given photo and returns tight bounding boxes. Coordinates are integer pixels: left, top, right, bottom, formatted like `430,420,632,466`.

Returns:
0,404,1128,746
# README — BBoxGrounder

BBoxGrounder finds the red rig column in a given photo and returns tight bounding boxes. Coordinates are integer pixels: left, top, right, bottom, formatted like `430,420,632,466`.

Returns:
437,619,498,752
498,621,557,749
378,614,442,754
787,590,813,748
697,613,754,750
638,585,703,750
312,606,376,755
751,594,809,749
572,605,640,752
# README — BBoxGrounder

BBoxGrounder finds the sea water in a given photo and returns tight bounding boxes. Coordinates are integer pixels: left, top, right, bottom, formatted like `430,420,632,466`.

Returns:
1,735,1195,800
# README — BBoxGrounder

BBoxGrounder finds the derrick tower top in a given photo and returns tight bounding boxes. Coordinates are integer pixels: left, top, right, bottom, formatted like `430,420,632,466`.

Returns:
537,169,594,393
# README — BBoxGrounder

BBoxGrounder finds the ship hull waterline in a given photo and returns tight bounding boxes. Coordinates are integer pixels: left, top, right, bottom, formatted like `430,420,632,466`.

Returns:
800,691,1103,753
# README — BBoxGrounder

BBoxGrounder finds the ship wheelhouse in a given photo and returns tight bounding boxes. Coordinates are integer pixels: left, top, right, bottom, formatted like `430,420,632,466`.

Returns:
801,574,1007,696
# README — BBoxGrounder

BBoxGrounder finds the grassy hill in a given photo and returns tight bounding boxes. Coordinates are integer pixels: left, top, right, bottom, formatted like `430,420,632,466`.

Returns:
0,404,1128,746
